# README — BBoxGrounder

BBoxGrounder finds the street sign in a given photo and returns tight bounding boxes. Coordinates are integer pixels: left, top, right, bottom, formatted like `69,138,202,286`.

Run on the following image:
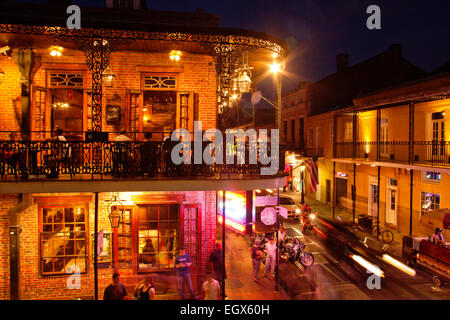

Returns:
278,206,288,219
255,196,278,206
261,207,277,225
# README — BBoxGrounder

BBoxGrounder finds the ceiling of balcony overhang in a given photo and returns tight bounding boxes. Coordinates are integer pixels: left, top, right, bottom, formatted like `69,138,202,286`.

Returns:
0,33,279,80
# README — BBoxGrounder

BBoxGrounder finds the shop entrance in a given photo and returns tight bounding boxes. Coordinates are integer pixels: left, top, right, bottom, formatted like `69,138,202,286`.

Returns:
182,204,202,289
335,177,347,208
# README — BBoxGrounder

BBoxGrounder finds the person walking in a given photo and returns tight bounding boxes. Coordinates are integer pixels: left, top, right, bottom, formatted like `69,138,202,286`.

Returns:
209,242,226,296
201,271,221,300
103,273,128,300
175,246,196,300
263,237,277,280
250,239,263,281
134,277,156,300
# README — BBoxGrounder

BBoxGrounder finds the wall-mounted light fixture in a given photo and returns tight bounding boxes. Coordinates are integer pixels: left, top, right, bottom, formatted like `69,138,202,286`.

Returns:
102,65,116,88
106,194,124,229
49,46,63,57
0,67,5,85
169,50,181,62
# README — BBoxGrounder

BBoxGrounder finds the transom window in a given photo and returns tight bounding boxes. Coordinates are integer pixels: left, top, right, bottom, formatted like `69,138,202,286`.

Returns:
40,206,87,275
143,76,176,89
49,73,84,87
137,204,179,271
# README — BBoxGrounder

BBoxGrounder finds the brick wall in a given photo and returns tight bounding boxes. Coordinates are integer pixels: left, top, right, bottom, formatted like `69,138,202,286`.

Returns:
0,191,216,300
0,57,22,139
22,48,217,136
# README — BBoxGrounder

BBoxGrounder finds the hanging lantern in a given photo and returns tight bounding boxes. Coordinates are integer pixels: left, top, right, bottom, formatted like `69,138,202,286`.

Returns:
109,206,122,228
107,194,124,228
235,51,253,94
102,65,116,88
238,70,252,93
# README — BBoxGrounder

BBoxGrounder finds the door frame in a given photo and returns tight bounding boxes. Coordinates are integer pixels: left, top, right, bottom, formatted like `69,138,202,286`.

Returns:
180,203,203,288
385,179,398,226
368,175,378,217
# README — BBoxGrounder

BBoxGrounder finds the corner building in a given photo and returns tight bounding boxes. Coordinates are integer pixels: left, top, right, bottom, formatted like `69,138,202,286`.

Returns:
0,2,287,299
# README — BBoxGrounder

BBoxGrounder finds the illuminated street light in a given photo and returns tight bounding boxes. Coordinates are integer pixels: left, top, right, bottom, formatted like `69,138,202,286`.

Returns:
270,62,281,74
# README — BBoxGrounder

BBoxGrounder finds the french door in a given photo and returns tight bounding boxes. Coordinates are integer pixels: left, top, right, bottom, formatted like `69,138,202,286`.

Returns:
181,204,202,287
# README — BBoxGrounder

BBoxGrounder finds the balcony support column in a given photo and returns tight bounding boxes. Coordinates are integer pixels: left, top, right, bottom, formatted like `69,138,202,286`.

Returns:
333,114,337,158
352,113,357,159
222,191,226,300
8,193,31,300
409,170,414,236
13,48,34,138
332,161,336,220
94,192,99,300
409,102,415,164
245,190,253,235
376,166,380,237
352,163,356,224
376,108,381,162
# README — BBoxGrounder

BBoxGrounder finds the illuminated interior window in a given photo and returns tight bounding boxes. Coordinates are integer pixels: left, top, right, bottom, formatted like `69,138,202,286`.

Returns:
425,171,440,182
420,192,440,215
40,206,87,275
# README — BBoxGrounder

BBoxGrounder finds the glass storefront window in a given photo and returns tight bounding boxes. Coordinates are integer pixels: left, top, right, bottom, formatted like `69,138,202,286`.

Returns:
137,205,178,271
40,206,87,275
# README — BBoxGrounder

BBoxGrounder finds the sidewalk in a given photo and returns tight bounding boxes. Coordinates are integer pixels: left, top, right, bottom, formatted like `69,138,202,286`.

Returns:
281,190,404,259
219,229,289,300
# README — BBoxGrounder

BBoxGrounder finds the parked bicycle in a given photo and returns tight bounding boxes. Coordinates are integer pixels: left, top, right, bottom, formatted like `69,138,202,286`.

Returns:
372,224,395,244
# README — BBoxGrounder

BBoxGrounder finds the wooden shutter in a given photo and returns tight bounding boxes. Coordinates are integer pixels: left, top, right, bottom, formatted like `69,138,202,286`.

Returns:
176,91,194,133
125,89,143,140
30,86,47,140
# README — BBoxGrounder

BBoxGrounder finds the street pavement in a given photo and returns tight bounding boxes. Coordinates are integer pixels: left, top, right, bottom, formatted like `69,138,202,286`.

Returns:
277,196,450,300
223,230,290,300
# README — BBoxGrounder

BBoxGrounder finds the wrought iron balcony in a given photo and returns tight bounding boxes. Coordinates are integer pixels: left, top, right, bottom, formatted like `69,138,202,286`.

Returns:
335,141,450,167
0,138,286,181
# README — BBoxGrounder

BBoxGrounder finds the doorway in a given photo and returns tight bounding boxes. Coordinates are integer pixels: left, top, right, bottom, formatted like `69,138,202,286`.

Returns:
368,185,379,218
50,88,84,140
335,177,347,208
385,178,398,225
182,204,202,289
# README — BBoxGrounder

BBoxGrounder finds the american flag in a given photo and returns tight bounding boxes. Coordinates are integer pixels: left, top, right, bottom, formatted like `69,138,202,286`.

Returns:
306,159,318,193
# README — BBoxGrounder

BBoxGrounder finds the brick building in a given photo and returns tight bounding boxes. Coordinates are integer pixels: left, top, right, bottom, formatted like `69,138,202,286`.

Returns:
0,1,287,299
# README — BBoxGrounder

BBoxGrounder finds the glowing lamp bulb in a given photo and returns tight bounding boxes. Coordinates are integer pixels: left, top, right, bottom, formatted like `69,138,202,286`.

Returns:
270,62,281,74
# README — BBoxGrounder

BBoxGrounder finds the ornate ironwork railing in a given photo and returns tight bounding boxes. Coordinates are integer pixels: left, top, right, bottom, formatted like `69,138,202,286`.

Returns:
0,140,285,180
335,141,450,167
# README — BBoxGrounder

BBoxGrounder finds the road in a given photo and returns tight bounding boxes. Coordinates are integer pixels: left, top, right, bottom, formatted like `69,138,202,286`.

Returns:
278,218,450,300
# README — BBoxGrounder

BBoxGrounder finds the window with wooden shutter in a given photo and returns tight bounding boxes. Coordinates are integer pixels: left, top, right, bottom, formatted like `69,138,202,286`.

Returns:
176,92,194,133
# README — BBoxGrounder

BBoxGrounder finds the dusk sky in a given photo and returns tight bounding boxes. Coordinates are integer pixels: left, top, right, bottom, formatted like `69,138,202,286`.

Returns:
12,0,450,92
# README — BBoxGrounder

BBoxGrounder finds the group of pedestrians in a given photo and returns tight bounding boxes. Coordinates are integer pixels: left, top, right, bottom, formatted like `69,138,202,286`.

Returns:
251,236,278,282
103,243,225,300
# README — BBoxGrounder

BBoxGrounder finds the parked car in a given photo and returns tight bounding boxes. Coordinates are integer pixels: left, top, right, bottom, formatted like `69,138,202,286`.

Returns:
279,196,301,220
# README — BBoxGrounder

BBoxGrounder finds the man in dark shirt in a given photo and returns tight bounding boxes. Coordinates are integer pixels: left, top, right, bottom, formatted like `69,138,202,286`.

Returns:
175,246,196,300
209,242,226,296
103,273,128,300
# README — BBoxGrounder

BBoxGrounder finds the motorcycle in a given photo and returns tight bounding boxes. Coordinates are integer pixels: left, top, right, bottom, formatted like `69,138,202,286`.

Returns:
301,210,317,234
280,236,315,267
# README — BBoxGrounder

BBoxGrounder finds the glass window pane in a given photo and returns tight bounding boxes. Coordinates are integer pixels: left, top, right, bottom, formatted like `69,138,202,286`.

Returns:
159,206,169,220
65,208,74,223
75,207,85,222
54,209,64,224
169,206,178,220
43,208,53,224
